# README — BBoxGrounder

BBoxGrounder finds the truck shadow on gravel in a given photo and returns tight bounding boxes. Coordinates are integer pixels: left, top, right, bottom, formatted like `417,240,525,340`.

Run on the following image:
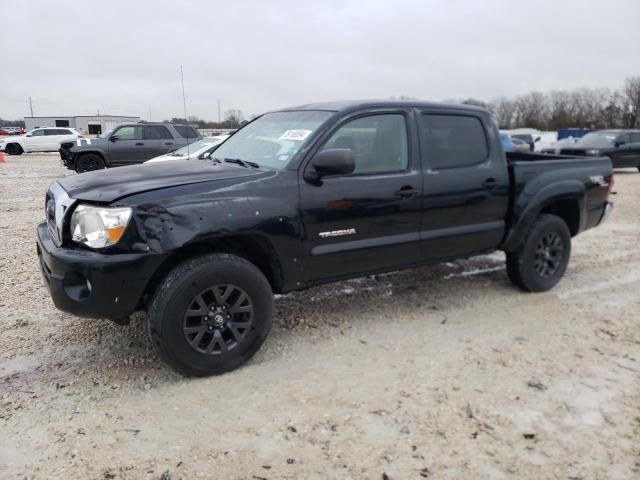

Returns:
10,254,510,392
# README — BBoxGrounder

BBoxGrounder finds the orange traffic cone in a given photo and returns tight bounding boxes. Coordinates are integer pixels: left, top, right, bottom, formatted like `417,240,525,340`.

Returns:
0,151,5,163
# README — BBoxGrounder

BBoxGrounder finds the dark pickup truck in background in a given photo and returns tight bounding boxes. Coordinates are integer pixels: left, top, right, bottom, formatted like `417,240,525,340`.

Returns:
59,123,201,172
37,100,613,376
558,129,640,171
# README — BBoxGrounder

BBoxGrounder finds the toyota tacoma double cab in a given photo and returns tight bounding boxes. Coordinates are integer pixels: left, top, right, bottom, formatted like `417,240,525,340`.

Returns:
37,100,614,376
59,123,201,172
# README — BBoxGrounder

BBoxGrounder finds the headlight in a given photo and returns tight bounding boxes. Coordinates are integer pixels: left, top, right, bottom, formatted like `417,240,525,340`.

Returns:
70,205,132,248
585,149,600,156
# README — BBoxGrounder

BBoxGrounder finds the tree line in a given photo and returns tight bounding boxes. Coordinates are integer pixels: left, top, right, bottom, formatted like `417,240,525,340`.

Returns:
461,76,640,131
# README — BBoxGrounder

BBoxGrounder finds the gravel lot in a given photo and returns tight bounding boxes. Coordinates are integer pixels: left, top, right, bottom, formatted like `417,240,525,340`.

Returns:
1,154,639,479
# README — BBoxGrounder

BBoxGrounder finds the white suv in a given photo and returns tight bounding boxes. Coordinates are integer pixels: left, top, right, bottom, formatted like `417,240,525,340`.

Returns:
0,127,83,155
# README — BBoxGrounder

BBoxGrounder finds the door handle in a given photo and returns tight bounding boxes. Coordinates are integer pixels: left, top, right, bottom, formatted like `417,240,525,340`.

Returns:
164,142,174,145
136,142,144,146
394,186,419,198
482,178,497,189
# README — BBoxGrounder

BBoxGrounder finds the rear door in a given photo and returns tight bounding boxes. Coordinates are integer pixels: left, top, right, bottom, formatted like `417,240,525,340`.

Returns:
299,110,423,283
143,125,175,159
108,126,145,165
417,110,509,260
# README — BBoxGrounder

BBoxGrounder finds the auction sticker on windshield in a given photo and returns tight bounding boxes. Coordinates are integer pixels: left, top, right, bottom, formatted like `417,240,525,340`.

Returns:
279,130,312,141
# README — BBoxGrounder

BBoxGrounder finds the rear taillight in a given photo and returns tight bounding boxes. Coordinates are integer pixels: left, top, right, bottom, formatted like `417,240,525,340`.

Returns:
77,134,84,138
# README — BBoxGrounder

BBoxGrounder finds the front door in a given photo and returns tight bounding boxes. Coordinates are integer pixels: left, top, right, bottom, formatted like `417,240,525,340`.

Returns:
417,111,509,261
24,128,48,152
299,111,423,283
108,126,145,165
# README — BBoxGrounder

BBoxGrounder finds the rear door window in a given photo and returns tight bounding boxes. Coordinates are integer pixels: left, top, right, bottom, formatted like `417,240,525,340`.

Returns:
144,125,172,140
420,114,489,170
31,129,45,136
174,126,199,138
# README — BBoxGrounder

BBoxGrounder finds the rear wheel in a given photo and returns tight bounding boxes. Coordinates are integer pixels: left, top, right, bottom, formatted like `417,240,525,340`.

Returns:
147,253,273,376
506,214,571,292
5,143,23,155
75,153,105,173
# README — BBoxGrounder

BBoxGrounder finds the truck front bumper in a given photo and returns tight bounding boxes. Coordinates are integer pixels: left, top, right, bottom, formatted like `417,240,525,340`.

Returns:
36,222,166,319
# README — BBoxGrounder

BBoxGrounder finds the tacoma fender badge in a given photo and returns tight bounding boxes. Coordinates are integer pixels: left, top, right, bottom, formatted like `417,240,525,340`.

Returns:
319,228,356,238
589,175,608,187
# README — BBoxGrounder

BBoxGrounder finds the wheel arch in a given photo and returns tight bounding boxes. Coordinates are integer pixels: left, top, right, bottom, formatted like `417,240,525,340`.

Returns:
139,233,284,310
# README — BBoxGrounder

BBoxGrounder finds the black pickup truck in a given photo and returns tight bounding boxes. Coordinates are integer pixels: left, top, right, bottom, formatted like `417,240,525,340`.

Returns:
37,101,613,376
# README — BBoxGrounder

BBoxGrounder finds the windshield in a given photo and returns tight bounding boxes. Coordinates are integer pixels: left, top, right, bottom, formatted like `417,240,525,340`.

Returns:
98,129,113,139
576,132,616,147
211,110,332,169
171,138,222,156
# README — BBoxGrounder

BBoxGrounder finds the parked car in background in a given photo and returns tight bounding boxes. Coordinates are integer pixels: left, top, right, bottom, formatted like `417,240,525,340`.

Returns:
0,127,84,155
4,126,25,135
0,128,11,136
510,137,530,152
541,137,578,154
37,100,614,376
59,123,202,172
499,132,513,152
510,133,539,152
558,130,640,171
145,135,230,163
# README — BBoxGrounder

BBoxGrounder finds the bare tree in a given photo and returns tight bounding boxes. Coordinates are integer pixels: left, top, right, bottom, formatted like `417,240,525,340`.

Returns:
489,97,517,129
621,76,640,128
224,109,244,127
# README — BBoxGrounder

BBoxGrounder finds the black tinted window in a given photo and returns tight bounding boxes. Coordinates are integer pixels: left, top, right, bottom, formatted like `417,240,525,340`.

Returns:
46,129,71,135
616,134,631,145
145,125,172,140
174,126,199,138
630,133,640,143
113,126,143,140
322,114,408,174
421,114,488,169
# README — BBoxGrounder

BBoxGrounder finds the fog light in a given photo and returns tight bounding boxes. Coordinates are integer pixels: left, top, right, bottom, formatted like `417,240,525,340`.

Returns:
63,271,91,301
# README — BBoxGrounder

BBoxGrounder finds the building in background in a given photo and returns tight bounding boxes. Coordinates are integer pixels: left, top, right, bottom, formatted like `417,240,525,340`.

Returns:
23,115,140,135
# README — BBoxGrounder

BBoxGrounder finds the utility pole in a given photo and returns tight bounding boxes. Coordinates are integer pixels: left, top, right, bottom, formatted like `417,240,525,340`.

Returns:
29,96,34,117
218,99,221,123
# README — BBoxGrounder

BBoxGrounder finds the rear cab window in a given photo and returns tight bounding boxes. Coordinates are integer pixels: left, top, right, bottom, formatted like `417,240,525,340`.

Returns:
419,113,489,170
174,126,200,138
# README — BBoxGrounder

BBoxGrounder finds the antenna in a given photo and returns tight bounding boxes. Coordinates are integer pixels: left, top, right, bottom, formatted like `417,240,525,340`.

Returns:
218,99,221,123
180,65,190,156
29,96,34,117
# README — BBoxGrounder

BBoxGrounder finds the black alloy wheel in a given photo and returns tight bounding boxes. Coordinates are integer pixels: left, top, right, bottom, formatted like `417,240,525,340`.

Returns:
533,232,564,278
183,284,253,355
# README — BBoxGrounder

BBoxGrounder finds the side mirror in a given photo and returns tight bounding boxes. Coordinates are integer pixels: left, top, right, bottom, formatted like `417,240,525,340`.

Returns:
26,134,32,137
110,135,118,142
615,140,625,147
305,148,355,183
534,136,541,142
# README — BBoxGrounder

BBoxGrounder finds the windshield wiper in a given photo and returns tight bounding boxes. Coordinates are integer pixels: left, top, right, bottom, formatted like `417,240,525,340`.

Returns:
215,157,260,168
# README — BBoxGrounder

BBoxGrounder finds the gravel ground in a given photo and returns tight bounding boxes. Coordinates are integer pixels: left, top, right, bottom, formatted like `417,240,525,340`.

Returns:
1,154,639,479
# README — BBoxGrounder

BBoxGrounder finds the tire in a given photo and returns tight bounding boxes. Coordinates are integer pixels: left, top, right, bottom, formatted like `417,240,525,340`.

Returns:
75,153,105,173
5,143,23,155
506,214,571,292
147,253,273,377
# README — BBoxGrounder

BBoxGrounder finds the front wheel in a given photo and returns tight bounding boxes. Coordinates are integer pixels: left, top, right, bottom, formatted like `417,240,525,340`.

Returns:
506,214,571,292
5,143,23,155
147,253,273,376
75,153,105,173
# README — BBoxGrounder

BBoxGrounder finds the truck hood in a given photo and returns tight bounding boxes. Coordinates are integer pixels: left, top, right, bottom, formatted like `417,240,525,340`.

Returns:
57,159,263,203
67,137,108,149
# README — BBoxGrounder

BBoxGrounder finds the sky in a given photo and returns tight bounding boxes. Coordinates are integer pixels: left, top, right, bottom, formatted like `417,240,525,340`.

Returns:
1,0,638,121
